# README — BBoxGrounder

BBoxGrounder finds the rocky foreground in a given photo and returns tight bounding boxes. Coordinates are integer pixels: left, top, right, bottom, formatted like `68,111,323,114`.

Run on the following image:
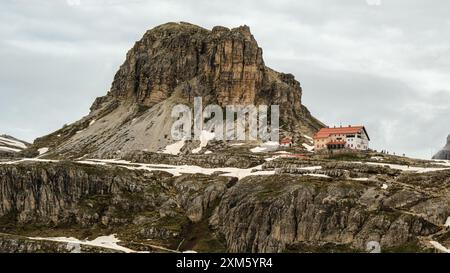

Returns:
1,148,449,253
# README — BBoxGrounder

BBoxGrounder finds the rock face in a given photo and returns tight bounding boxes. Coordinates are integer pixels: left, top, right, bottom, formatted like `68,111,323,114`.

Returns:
433,135,450,160
0,161,232,228
1,154,449,253
31,22,324,159
210,175,441,253
109,23,264,107
0,161,234,252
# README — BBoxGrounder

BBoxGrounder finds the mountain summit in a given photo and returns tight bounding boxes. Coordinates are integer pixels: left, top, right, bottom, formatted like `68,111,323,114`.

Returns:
33,22,323,159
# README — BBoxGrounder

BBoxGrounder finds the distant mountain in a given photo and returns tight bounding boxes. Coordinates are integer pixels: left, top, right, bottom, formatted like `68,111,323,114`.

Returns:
433,135,450,160
0,134,29,158
31,22,324,159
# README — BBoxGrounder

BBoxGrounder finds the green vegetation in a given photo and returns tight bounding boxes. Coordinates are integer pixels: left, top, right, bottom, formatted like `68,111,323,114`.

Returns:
326,152,366,161
177,200,227,253
383,239,431,253
137,105,151,115
156,215,189,233
283,242,358,253
256,180,286,201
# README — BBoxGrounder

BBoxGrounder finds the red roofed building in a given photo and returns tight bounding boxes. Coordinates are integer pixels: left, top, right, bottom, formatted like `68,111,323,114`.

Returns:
280,137,293,148
313,126,370,151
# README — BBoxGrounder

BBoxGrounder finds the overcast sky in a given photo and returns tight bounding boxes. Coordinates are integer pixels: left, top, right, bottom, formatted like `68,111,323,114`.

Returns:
1,0,449,159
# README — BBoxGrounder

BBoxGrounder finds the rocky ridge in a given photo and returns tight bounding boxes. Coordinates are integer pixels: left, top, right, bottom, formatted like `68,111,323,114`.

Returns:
1,151,449,253
0,135,29,159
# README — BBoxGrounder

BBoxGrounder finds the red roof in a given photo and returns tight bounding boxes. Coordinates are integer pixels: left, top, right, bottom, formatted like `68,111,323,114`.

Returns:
314,126,370,140
280,138,292,144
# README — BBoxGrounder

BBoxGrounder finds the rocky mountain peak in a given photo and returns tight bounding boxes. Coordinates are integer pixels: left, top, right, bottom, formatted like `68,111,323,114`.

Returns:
433,134,450,160
32,22,324,159
105,22,265,108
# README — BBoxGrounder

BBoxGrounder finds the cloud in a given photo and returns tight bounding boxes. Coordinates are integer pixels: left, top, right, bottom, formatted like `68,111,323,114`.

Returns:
0,0,449,159
66,0,81,6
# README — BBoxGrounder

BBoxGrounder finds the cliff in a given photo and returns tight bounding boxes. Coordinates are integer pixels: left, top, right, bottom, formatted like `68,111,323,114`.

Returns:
1,152,449,253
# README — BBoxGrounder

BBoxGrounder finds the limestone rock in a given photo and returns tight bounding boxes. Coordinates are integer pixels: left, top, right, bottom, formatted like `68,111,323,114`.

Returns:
433,135,450,160
30,22,324,159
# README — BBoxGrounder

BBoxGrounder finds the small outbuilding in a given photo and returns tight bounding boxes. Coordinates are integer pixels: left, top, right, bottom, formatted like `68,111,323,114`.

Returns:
280,137,293,148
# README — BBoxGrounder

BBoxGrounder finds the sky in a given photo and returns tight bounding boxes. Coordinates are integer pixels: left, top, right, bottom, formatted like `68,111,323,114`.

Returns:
0,0,449,159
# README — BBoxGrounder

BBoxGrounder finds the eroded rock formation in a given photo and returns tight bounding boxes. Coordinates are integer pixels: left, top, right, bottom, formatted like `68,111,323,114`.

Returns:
1,155,449,253
31,22,323,159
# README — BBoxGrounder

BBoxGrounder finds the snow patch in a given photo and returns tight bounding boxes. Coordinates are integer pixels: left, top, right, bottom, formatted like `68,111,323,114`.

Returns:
274,151,291,154
265,156,282,162
38,147,49,155
305,174,330,178
358,161,450,173
89,119,96,126
230,143,244,146
432,160,450,167
78,159,275,180
352,177,370,181
160,138,186,155
28,234,137,253
0,158,59,165
204,151,213,154
0,136,27,149
302,143,314,152
430,241,450,253
381,183,389,190
0,146,21,152
303,134,313,142
250,141,279,153
445,217,450,227
299,166,322,171
192,131,215,154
